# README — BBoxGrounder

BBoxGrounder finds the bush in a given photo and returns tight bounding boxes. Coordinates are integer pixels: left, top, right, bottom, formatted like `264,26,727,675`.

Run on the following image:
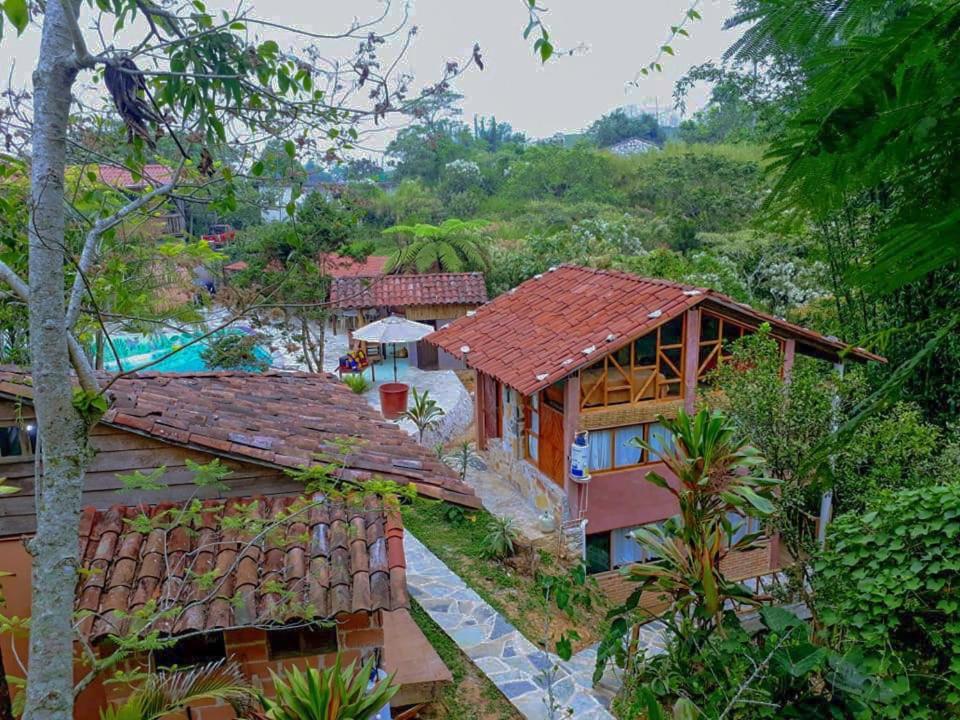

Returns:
814,482,960,717
342,373,370,394
481,515,518,560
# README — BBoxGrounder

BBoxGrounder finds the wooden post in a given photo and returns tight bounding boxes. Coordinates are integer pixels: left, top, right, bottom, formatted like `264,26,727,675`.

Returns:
783,338,796,383
682,307,701,414
562,375,581,518
475,370,487,450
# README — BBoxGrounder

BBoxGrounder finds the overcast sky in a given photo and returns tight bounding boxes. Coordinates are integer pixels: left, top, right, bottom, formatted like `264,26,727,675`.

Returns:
0,1,745,149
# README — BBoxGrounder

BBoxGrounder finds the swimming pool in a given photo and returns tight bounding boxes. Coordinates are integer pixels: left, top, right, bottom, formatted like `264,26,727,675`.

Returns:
101,329,272,373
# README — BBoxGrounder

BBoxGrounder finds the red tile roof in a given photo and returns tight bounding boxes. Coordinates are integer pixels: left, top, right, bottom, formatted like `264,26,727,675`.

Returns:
0,368,479,507
97,164,174,189
223,260,249,273
76,494,406,641
318,253,389,278
330,273,488,310
427,265,883,396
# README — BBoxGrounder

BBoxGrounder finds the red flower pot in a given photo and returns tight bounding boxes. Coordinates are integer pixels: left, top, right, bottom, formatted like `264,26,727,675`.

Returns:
379,382,409,420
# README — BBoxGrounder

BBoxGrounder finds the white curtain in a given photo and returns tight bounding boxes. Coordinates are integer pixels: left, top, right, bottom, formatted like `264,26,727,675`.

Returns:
647,422,675,461
614,425,645,467
588,429,613,471
612,526,645,567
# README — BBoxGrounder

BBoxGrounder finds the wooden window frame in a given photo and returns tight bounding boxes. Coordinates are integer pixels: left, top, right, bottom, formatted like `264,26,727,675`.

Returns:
523,393,540,463
0,420,36,465
696,311,786,385
579,316,686,411
587,420,674,475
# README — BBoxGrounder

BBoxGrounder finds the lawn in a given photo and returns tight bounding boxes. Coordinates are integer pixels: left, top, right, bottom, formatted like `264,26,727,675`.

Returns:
409,600,521,720
401,496,608,653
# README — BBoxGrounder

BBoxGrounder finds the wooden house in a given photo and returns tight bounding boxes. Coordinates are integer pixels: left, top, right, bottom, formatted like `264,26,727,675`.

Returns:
427,265,883,599
0,368,473,717
329,272,488,370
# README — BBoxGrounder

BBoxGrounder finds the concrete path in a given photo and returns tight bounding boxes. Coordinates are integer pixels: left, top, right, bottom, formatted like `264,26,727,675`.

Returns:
404,533,668,720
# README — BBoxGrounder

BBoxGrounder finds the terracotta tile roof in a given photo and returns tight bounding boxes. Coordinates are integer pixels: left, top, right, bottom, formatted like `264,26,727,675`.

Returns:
96,164,174,189
76,494,407,641
318,253,389,278
223,260,249,273
427,265,883,396
330,273,488,310
0,368,479,508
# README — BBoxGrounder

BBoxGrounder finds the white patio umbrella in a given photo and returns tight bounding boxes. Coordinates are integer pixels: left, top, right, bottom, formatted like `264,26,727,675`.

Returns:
352,315,435,381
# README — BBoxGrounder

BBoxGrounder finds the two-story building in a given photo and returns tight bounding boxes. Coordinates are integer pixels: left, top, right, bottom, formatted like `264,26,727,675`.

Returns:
427,265,882,596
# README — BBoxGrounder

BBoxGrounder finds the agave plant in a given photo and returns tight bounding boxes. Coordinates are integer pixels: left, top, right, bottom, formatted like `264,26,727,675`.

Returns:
342,373,371,394
99,660,255,720
399,388,445,444
256,654,398,720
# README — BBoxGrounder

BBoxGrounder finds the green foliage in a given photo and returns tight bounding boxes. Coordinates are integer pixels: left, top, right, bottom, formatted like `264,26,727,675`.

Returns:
480,515,518,561
814,482,960,717
341,373,371,394
599,409,778,680
383,219,489,274
588,108,663,147
831,401,958,515
258,654,397,720
399,388,445,444
536,559,599,660
99,661,255,720
199,332,269,372
613,607,893,719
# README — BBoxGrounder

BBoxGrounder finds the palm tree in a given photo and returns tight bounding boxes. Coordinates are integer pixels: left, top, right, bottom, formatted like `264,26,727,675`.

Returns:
399,388,445,444
99,660,255,720
383,219,490,273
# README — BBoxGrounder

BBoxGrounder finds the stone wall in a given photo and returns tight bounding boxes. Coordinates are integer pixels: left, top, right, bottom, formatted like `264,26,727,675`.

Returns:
485,436,567,517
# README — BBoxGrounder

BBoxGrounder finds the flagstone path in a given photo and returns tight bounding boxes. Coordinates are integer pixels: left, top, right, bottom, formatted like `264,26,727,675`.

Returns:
404,533,668,720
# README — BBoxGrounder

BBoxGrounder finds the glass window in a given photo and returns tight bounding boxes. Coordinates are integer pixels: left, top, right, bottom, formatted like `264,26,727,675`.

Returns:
588,429,613,471
528,435,539,461
661,348,682,379
634,333,656,366
661,317,684,346
612,345,631,367
647,423,675,462
723,321,743,343
0,426,23,457
154,632,226,669
614,426,645,467
611,527,645,568
586,533,611,574
267,624,338,660
700,314,720,341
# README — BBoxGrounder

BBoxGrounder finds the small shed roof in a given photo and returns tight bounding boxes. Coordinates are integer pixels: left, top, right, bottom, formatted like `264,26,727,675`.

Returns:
76,494,406,641
427,265,883,396
318,253,389,278
330,273,488,310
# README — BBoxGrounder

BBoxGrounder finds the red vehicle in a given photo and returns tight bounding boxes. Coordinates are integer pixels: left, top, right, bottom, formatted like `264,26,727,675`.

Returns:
201,223,236,248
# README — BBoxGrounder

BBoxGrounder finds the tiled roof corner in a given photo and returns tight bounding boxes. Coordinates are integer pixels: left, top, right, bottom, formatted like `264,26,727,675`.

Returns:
330,272,488,309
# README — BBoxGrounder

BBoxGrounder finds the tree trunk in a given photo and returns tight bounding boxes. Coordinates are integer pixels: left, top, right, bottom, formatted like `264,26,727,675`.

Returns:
24,4,89,719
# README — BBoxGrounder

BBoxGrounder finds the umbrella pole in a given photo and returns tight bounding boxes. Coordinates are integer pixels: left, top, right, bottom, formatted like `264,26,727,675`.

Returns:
393,343,398,382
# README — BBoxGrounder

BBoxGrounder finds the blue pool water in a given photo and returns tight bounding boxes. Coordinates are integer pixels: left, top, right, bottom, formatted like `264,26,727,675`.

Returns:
101,329,272,373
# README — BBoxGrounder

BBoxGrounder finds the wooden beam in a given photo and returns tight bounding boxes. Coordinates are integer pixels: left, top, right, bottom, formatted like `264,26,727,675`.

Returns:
683,307,701,414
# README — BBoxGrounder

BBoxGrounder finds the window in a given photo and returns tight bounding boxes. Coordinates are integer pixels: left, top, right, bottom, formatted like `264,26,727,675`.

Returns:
524,393,540,462
0,422,37,461
696,312,754,385
267,624,339,660
580,316,686,410
726,512,763,547
154,631,226,669
585,421,675,473
586,533,611,575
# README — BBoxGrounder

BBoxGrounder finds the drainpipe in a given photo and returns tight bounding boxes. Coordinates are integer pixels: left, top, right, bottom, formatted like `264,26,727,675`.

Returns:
818,361,844,547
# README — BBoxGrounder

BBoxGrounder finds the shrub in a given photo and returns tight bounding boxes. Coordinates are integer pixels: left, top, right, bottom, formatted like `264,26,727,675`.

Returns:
481,515,518,560
257,654,398,720
342,373,370,394
399,388,445,443
814,482,960,717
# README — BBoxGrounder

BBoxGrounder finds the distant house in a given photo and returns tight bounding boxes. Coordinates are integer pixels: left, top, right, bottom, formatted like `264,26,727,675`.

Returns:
318,252,389,278
0,369,472,717
605,136,660,156
96,164,186,236
330,273,488,370
427,265,883,601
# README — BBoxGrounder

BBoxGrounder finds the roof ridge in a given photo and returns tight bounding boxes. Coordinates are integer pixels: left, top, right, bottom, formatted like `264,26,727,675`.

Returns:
555,263,707,291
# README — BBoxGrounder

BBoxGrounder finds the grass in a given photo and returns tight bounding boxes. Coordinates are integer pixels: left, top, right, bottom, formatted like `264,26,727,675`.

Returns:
401,496,607,653
409,600,521,720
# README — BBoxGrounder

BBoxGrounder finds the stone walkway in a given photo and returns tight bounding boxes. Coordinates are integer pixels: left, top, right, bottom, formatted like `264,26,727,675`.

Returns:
404,533,668,720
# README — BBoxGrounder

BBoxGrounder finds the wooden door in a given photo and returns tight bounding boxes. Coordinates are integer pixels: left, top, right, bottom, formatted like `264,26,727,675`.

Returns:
416,321,439,370
481,375,500,441
539,404,564,486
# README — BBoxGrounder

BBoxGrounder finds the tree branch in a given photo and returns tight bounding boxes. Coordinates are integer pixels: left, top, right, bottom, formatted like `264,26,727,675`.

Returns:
58,0,101,69
65,159,186,331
